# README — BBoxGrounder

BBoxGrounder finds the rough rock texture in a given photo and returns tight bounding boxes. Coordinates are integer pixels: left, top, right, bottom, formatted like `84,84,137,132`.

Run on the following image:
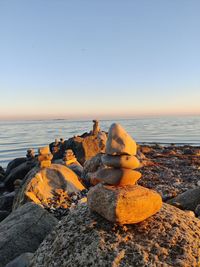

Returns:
0,202,58,267
31,203,200,267
64,134,106,165
88,184,162,224
13,164,85,210
5,252,33,267
167,187,200,211
106,123,137,156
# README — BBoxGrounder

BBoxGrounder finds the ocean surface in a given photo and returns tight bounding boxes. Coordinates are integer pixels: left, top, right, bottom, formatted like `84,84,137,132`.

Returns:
0,116,200,169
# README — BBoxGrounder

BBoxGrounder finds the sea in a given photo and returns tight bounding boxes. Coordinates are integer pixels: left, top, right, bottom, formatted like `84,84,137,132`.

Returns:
0,116,200,169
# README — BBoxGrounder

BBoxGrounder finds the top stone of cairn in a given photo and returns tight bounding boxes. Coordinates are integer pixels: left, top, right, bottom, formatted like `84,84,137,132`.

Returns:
105,123,137,156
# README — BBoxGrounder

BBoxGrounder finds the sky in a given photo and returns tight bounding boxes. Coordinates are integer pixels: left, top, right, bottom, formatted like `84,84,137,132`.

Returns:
0,0,200,120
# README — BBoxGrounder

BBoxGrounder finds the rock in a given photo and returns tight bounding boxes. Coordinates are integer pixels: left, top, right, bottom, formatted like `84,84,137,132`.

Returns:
4,161,37,191
67,164,83,177
5,252,33,267
195,204,200,217
0,191,15,211
87,184,162,224
38,146,50,155
30,203,200,267
90,168,142,186
197,180,200,187
102,154,140,169
0,210,10,222
64,134,106,165
82,153,103,178
5,157,27,176
13,164,85,210
167,187,200,211
184,210,195,217
0,202,57,267
106,123,137,156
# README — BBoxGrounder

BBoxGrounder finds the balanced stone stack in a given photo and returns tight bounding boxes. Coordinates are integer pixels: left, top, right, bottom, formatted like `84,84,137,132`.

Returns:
26,149,35,160
38,146,53,168
88,123,162,224
63,149,80,166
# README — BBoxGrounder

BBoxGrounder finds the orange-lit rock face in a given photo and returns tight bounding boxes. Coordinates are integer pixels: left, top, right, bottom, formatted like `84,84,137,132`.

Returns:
38,146,50,155
87,184,162,224
91,168,141,186
106,123,137,156
13,164,85,210
102,154,140,169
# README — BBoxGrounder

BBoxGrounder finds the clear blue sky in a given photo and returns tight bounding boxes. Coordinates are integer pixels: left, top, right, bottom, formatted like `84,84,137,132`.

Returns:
0,0,200,119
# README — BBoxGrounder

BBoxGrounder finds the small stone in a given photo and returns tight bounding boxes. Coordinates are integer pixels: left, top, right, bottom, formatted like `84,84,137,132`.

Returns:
38,146,50,155
197,180,200,187
91,168,141,186
106,123,137,156
102,154,140,169
87,184,162,224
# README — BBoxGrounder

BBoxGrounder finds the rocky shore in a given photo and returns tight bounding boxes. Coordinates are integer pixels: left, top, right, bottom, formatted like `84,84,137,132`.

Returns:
0,121,199,266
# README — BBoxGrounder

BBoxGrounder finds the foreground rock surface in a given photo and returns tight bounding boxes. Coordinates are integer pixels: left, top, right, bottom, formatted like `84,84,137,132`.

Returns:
88,184,162,224
0,202,57,267
5,252,33,267
13,164,85,210
31,204,200,267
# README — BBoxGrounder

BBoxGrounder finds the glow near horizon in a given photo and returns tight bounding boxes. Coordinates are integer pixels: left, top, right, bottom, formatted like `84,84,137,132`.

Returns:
0,0,200,120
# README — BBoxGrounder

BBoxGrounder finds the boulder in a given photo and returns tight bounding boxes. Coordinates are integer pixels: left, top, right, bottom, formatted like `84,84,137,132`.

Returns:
102,154,140,169
30,203,200,267
88,184,162,224
64,134,106,165
167,187,200,211
106,123,137,156
5,157,27,176
13,164,85,210
89,168,141,186
4,160,37,191
5,252,33,267
0,202,57,267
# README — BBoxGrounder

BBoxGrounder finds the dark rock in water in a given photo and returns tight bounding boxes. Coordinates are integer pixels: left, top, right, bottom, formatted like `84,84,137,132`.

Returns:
0,210,10,222
5,157,27,176
64,134,106,165
0,202,58,267
0,191,15,211
167,187,200,211
5,252,33,267
4,160,37,191
30,203,200,267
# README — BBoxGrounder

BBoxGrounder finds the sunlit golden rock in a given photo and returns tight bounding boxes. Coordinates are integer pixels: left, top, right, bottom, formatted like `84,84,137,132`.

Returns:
88,184,162,224
102,154,140,169
13,164,85,210
106,123,137,156
90,168,141,186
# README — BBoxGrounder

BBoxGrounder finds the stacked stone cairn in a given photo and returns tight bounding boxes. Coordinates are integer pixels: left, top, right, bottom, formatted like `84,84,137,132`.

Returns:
38,146,53,168
63,149,80,166
26,148,35,160
87,123,162,224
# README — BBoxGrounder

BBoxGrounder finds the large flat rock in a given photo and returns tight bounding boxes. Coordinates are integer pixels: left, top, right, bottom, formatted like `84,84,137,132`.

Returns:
30,203,200,267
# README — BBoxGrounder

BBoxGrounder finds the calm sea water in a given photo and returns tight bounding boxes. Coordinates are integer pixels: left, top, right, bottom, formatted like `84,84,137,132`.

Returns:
0,116,200,168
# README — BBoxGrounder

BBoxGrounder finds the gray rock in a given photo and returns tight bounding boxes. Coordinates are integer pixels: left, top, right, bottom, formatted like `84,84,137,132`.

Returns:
106,123,137,156
5,252,33,267
4,160,37,190
5,158,27,176
195,204,200,217
0,191,15,211
167,187,200,211
30,203,200,267
0,202,58,267
0,210,10,222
